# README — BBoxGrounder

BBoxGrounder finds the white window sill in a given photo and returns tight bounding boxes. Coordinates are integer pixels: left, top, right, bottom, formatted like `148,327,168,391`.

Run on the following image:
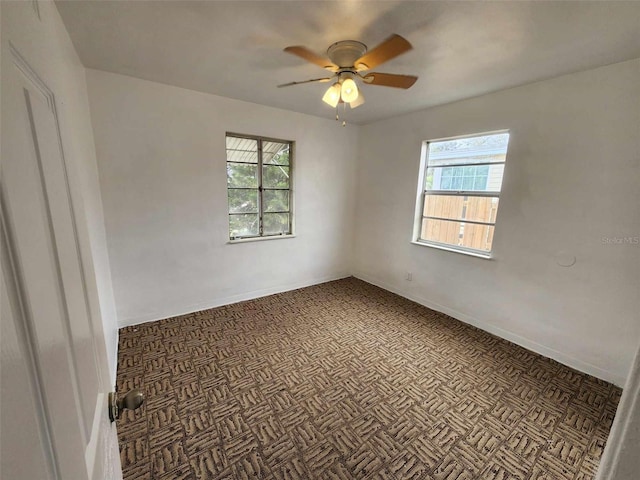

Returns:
228,234,296,244
410,240,494,260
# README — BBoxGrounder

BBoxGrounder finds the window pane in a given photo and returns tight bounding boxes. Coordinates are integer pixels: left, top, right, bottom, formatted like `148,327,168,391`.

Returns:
263,213,290,235
424,195,499,223
485,164,505,192
229,214,259,238
263,142,290,165
263,165,290,188
263,189,289,213
424,195,464,220
426,164,502,192
459,222,495,251
226,149,258,163
473,176,486,190
225,137,258,163
427,133,509,166
227,163,258,188
466,196,499,223
228,188,258,214
420,218,495,252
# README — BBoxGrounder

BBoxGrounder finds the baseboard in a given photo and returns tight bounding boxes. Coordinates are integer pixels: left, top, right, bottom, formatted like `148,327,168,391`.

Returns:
117,272,351,328
353,270,626,387
116,268,625,386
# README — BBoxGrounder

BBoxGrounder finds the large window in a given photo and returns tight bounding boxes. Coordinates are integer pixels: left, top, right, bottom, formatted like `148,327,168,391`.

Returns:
415,131,509,256
226,133,293,240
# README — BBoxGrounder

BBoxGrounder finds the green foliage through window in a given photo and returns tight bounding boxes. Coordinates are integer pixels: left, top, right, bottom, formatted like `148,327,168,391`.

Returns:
226,134,293,239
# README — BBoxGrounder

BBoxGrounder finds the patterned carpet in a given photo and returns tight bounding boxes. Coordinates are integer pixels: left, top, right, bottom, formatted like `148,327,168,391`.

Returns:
116,278,621,480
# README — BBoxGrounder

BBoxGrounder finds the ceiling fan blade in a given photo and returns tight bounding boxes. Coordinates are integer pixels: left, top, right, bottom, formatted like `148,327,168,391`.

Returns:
284,46,338,71
277,77,333,88
362,72,418,89
354,34,412,71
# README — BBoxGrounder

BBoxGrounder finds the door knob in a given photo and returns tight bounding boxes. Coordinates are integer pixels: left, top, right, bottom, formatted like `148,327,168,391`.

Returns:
108,389,144,422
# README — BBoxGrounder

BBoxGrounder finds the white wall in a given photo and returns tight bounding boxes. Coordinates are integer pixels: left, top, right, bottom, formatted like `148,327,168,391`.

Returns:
353,59,640,386
1,1,118,385
85,56,638,386
86,70,358,326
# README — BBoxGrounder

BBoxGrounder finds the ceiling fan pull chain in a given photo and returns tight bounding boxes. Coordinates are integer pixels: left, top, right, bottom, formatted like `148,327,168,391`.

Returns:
335,103,347,126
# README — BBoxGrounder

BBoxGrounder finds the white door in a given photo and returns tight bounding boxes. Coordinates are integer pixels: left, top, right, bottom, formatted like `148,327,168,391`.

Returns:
1,43,122,479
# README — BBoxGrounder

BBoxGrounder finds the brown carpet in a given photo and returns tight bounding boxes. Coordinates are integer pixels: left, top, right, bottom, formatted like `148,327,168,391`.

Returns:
116,278,621,480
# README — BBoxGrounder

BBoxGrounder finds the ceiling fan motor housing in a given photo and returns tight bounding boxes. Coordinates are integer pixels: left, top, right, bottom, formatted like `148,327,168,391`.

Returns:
327,40,367,69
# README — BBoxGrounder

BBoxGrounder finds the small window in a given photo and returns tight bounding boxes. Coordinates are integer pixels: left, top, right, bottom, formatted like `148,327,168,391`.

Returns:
226,133,293,240
415,131,509,256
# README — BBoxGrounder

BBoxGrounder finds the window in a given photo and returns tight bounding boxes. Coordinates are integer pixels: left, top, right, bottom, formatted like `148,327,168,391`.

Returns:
226,133,293,240
415,131,509,256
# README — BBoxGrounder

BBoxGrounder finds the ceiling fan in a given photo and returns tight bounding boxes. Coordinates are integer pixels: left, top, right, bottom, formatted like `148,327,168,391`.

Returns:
278,34,418,110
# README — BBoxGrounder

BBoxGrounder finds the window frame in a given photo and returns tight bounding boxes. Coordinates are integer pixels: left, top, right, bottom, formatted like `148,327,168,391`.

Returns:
226,132,294,241
413,130,509,258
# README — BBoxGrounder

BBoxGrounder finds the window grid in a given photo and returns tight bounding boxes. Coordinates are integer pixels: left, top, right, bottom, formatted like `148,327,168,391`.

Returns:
416,132,509,255
226,133,293,240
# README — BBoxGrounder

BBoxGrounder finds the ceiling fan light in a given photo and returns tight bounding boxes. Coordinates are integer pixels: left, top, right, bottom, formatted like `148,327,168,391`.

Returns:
340,78,359,103
350,91,365,109
322,83,341,108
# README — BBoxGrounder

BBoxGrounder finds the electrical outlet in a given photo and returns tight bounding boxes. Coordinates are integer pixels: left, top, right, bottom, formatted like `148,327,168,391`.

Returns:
406,272,413,281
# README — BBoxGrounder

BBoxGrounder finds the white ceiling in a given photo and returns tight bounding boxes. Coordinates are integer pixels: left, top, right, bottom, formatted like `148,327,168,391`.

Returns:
56,1,640,125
